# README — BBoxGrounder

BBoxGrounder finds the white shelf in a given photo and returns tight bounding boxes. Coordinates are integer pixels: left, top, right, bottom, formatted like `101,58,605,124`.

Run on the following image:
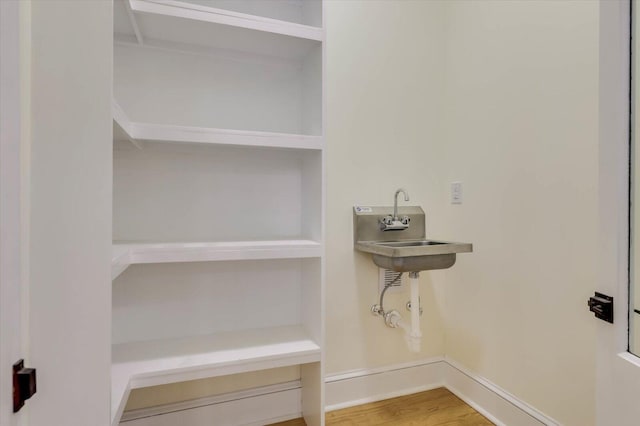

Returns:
113,101,323,150
111,245,132,280
115,0,322,60
112,239,322,280
111,325,320,425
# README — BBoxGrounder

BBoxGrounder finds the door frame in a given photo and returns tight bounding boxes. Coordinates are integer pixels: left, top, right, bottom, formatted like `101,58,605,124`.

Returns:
596,1,640,424
0,1,25,425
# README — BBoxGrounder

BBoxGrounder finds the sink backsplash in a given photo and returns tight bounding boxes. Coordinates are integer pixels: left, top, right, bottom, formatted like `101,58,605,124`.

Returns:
353,206,426,243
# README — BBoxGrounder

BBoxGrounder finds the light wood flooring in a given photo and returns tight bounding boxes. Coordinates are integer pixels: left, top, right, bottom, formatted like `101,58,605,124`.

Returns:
268,387,493,425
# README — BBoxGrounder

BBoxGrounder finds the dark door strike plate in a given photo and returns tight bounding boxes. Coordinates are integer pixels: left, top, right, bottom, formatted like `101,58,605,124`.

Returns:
13,359,36,412
588,292,614,323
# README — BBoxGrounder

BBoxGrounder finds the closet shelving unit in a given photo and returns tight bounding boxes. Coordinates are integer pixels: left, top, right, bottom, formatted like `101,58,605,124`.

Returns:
111,1,324,425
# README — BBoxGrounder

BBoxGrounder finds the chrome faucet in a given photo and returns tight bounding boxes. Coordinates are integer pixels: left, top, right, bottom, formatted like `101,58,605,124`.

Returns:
380,188,411,231
394,188,409,221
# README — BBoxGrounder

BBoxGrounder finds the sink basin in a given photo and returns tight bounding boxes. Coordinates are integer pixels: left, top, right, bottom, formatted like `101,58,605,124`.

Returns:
376,241,447,248
352,205,472,272
355,239,472,272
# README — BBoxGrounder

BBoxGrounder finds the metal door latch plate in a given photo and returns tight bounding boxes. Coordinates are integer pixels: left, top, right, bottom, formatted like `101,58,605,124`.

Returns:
13,359,36,412
588,292,614,323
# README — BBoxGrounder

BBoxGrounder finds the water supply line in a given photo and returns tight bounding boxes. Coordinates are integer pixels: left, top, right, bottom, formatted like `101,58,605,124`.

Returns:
371,270,422,353
373,272,403,316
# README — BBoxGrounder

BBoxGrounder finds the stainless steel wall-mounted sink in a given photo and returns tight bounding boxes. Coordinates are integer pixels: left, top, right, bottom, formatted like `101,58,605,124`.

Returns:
356,239,472,272
353,206,472,272
355,193,472,353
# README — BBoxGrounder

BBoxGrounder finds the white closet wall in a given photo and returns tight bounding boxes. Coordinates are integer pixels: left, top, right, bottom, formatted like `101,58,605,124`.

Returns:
114,43,322,135
113,144,318,242
113,259,307,344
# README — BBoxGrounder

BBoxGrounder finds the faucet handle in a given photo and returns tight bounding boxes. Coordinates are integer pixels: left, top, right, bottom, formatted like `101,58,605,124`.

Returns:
380,214,410,231
380,215,394,227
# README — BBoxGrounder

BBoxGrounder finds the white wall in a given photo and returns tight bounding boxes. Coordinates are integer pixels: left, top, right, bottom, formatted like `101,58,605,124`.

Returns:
325,0,448,373
29,1,112,425
440,1,599,425
327,1,599,425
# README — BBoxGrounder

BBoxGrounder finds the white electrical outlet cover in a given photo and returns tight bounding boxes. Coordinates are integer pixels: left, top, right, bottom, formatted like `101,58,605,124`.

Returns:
451,182,462,204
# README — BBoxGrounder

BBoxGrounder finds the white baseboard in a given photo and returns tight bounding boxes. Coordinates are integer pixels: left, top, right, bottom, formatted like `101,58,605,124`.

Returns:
443,358,558,426
326,357,558,426
324,357,445,411
120,381,302,426
120,359,559,426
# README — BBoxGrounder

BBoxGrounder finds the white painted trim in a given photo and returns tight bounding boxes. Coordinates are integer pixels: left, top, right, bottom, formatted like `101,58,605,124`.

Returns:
444,359,558,426
325,357,444,383
130,0,323,41
121,380,301,422
123,0,144,45
111,325,320,424
325,358,445,412
0,1,24,424
112,99,134,136
112,101,142,150
596,2,640,425
111,240,323,280
112,100,323,150
129,122,323,150
120,384,302,425
121,359,560,425
330,359,560,425
327,359,561,425
617,351,640,368
111,245,132,280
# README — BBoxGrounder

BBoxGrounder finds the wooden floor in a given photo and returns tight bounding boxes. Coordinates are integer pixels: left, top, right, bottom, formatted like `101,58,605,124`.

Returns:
268,388,493,426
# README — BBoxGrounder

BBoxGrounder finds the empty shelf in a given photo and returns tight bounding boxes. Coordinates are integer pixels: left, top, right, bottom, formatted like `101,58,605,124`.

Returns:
111,240,322,280
111,245,132,280
113,101,323,150
116,0,322,59
111,325,320,425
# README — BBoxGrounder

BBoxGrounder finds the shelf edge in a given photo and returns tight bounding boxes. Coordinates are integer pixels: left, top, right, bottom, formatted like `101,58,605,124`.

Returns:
125,349,321,389
110,350,319,425
110,326,320,425
112,100,132,134
130,121,324,150
111,241,323,279
131,0,324,42
111,378,131,426
112,245,132,280
113,101,323,150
